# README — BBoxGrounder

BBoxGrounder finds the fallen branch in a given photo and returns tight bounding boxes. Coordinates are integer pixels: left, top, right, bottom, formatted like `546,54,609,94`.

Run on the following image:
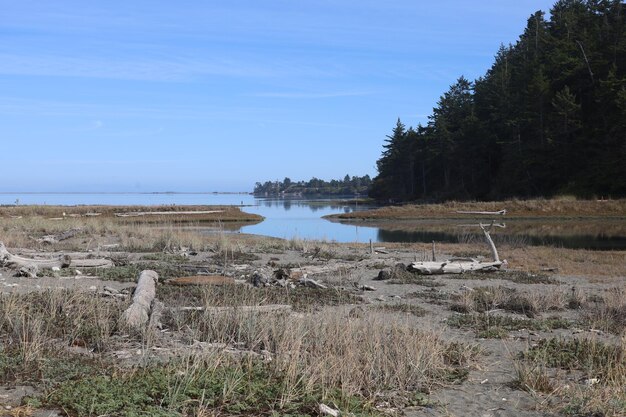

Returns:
121,270,159,329
479,222,500,263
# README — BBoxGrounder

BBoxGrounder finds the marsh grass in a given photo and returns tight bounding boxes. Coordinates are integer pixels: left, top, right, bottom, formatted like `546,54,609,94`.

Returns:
515,337,626,417
330,198,626,220
372,303,427,317
580,287,626,334
447,314,573,338
0,288,474,416
450,286,583,318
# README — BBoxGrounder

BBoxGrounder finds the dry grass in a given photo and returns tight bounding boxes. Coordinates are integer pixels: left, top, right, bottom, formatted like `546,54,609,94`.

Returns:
0,204,262,223
330,198,626,220
515,337,626,417
450,286,583,317
580,287,626,334
0,288,475,413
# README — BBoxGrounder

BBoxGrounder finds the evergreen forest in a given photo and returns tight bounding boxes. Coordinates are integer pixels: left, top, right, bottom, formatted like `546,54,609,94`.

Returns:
370,0,626,201
254,175,372,196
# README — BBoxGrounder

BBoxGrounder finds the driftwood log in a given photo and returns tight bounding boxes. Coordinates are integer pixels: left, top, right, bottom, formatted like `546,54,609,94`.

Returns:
456,209,507,216
35,228,82,244
172,304,292,314
0,242,114,271
0,241,71,269
70,258,115,268
122,270,159,329
408,221,505,274
114,210,223,218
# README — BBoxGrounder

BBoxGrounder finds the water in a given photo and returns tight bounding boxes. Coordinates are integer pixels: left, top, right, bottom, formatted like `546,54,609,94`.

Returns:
0,192,377,243
1,193,624,249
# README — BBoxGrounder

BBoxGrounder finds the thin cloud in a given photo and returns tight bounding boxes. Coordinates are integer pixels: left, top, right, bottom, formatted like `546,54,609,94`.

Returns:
250,91,374,99
0,53,337,82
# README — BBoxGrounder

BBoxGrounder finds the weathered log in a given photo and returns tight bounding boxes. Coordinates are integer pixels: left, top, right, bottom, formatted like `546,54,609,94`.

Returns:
408,260,503,274
35,228,82,244
456,209,507,216
0,241,71,269
301,277,327,289
114,210,223,217
166,275,235,286
71,258,115,268
172,304,292,314
121,270,159,329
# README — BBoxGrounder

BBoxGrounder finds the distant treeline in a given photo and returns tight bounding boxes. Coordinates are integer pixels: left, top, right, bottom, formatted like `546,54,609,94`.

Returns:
253,175,372,196
371,0,626,202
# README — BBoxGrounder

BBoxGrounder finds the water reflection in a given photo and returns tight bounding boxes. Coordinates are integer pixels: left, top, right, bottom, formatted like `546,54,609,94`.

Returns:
2,193,624,250
370,219,626,250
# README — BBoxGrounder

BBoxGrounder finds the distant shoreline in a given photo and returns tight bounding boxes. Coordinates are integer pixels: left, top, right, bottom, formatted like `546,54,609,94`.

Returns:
0,191,251,195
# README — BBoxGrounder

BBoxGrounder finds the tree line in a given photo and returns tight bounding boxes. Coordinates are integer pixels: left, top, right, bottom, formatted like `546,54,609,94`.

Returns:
254,175,372,196
371,0,626,202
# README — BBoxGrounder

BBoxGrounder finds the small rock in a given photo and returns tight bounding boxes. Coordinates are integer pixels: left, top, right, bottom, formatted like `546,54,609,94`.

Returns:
89,285,97,291
75,269,82,275
374,270,391,281
52,266,61,272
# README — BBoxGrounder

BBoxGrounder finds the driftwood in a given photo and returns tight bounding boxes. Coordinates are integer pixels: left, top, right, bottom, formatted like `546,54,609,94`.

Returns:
456,209,506,216
319,404,340,417
35,228,82,244
166,275,235,286
0,241,71,269
301,277,328,289
172,304,292,314
479,222,500,263
0,243,113,271
114,210,223,217
121,270,159,329
408,221,504,274
408,260,502,274
71,258,115,268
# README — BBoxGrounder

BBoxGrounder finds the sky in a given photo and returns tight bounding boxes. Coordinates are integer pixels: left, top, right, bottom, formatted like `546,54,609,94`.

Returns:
0,1,557,192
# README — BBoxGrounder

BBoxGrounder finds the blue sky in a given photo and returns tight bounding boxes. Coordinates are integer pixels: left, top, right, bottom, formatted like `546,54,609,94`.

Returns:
1,1,556,192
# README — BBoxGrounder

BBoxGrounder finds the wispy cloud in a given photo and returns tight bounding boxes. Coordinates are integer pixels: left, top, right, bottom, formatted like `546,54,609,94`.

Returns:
250,90,373,99
0,53,338,82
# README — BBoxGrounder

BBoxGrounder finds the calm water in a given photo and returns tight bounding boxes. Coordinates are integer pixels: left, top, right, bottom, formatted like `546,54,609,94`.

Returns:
1,193,624,249
0,193,378,243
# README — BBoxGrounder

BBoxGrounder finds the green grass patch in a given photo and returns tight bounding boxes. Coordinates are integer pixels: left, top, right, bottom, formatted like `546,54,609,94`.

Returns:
520,338,624,376
45,359,380,417
447,314,573,338
372,303,426,317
